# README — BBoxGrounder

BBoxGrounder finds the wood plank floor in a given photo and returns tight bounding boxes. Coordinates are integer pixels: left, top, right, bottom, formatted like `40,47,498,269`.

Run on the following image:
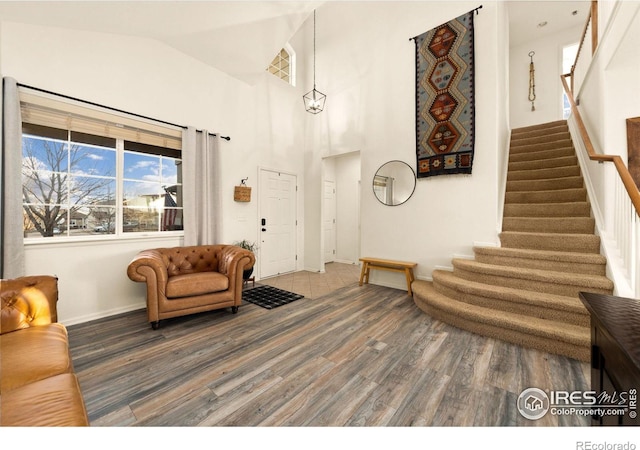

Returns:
67,282,590,426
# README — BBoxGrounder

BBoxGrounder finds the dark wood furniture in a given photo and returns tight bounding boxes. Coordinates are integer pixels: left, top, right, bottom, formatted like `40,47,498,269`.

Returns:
579,292,640,426
628,117,640,190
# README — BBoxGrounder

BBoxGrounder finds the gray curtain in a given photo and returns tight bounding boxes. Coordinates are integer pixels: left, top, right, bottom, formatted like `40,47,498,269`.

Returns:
182,127,221,246
1,77,25,278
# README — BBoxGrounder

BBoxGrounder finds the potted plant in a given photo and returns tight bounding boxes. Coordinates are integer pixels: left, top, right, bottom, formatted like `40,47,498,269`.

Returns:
233,239,258,280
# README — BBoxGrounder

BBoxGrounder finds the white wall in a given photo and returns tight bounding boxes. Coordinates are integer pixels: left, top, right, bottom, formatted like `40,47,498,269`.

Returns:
303,1,508,288
2,0,511,321
0,20,307,324
0,22,4,265
574,1,640,225
510,27,583,129
497,2,511,228
24,237,181,324
599,2,640,162
572,1,640,298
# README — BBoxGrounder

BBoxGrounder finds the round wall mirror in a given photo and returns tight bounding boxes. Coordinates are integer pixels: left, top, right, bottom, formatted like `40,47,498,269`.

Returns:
373,160,416,206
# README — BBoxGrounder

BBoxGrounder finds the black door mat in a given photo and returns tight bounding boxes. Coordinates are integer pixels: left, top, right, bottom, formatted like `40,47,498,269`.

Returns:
242,285,304,310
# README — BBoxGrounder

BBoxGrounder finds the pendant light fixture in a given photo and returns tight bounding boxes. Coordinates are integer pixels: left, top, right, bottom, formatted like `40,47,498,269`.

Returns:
303,10,326,114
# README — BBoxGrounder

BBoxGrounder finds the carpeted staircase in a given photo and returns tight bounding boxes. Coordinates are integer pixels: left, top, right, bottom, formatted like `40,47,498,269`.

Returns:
412,120,614,362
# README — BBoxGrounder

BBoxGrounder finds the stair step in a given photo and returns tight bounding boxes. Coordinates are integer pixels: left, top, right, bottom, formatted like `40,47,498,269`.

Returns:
412,280,590,361
451,259,614,297
432,269,590,325
505,188,587,204
506,176,584,192
509,146,575,163
473,246,607,276
502,216,595,234
511,124,569,140
503,202,591,217
408,120,612,363
510,131,571,147
508,155,577,172
509,139,574,154
500,231,601,253
507,165,581,181
512,120,568,135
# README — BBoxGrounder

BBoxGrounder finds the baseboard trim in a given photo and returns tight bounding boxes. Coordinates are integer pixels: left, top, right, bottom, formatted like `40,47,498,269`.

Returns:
333,259,359,265
64,303,145,327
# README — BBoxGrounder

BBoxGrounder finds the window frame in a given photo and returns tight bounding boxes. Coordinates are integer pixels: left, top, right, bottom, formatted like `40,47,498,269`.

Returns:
561,42,579,120
19,91,184,244
267,44,296,86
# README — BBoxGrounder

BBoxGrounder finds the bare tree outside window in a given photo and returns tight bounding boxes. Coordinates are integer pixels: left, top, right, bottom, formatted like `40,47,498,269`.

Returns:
21,121,182,240
22,135,116,237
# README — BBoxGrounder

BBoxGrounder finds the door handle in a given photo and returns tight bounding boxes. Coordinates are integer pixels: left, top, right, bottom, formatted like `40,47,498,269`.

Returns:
262,228,267,232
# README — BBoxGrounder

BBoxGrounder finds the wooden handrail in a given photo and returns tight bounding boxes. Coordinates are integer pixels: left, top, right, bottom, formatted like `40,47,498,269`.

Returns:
570,1,598,92
573,7,591,69
590,0,598,55
561,74,640,216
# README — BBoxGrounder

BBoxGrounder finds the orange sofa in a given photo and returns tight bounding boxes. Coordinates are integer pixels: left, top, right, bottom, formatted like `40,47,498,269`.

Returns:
1,275,89,426
127,244,255,329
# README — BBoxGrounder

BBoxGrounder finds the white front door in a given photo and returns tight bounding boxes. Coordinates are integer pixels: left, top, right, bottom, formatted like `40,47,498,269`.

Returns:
323,180,336,263
259,169,297,278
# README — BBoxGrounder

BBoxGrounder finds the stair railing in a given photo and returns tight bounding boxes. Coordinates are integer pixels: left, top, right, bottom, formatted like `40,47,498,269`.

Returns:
561,74,640,299
568,0,597,93
559,0,640,298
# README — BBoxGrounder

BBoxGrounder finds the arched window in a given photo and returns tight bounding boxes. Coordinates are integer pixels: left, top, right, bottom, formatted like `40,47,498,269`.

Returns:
267,44,296,86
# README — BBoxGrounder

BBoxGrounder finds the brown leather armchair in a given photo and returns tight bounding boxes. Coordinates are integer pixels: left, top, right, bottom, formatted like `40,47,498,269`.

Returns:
127,244,255,329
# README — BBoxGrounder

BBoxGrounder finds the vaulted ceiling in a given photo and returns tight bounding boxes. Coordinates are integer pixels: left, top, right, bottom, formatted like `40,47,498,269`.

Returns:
0,1,589,84
0,1,322,84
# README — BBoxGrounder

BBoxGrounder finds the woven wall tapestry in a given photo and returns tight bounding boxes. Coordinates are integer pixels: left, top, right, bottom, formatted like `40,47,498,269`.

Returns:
414,11,475,179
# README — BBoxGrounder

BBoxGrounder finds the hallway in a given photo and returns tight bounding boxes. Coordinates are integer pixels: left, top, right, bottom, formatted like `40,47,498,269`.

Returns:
256,262,362,300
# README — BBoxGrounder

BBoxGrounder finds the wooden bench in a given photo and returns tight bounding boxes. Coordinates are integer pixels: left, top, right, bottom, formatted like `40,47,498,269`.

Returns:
359,257,417,296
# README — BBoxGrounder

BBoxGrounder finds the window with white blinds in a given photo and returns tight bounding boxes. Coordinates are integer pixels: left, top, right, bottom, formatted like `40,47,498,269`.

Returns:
20,91,182,150
19,89,184,240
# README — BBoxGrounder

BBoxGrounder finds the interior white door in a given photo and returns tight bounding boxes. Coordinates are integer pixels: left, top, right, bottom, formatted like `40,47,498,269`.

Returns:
323,180,336,263
259,169,297,278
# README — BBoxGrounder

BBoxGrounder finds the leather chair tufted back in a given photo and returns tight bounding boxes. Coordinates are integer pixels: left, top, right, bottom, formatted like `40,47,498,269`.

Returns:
160,246,222,277
127,244,255,329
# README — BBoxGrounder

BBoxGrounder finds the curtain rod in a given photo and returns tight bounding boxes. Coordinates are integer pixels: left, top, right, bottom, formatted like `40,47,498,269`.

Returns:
408,5,483,41
16,82,231,141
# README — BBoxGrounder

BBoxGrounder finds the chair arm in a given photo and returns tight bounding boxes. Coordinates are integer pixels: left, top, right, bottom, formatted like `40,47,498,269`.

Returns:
218,245,256,279
127,250,170,288
1,275,59,333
